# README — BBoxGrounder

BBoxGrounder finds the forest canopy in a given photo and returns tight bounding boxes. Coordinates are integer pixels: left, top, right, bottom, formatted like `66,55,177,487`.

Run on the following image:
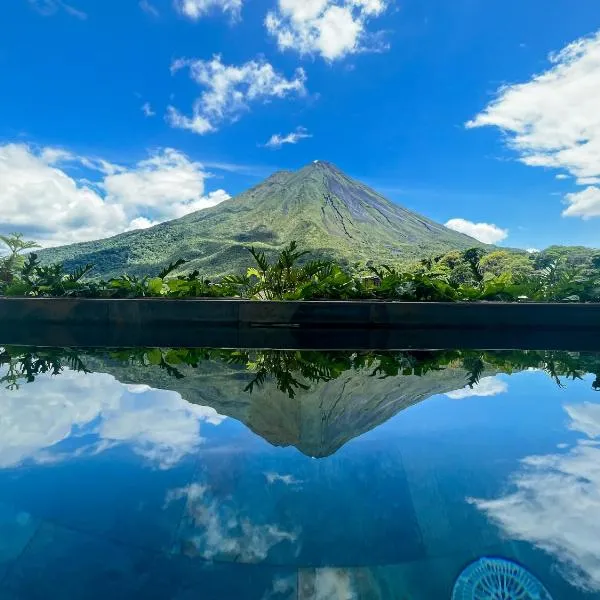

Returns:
1,234,599,302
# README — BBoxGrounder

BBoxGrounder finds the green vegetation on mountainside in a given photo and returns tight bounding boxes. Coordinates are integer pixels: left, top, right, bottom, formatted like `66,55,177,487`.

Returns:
36,161,484,278
1,233,600,302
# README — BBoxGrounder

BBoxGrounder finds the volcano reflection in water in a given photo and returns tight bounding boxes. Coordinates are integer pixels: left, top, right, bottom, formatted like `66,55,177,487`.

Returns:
0,346,599,599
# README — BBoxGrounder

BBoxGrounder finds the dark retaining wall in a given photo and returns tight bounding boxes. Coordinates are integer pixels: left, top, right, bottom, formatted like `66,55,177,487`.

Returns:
1,323,599,351
1,298,600,350
1,298,600,329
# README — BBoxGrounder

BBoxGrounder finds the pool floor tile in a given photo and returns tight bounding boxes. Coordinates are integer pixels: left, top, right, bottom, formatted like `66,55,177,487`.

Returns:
0,503,39,586
1,522,156,600
400,441,507,558
138,553,298,600
0,454,198,556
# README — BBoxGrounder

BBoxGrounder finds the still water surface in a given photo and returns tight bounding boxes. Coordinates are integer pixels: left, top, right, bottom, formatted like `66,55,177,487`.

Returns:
0,347,599,599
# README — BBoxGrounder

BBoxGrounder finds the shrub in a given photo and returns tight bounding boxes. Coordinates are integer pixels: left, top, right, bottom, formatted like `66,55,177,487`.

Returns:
1,235,599,302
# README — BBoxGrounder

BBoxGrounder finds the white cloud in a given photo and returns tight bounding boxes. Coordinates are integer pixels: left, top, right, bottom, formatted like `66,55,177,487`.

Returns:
139,0,159,17
166,483,298,562
567,402,600,438
0,367,226,470
556,174,569,180
562,186,600,219
0,144,126,247
103,148,230,221
444,218,508,244
168,55,306,135
264,472,303,485
0,144,229,247
445,376,508,400
127,217,154,230
526,248,540,254
39,147,76,164
166,106,216,135
471,401,600,592
265,0,389,61
174,0,243,21
264,126,312,149
141,102,156,117
28,0,87,19
98,384,225,468
467,30,600,219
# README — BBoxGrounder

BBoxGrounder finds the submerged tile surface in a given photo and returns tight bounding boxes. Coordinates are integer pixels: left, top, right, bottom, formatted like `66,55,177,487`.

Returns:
2,523,156,600
139,553,298,600
0,504,39,585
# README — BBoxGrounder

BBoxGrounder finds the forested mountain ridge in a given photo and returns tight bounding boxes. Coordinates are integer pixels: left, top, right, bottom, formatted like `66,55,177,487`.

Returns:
37,161,484,278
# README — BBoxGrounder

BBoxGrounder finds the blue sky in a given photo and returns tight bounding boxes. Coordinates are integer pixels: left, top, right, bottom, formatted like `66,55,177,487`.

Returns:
1,0,599,249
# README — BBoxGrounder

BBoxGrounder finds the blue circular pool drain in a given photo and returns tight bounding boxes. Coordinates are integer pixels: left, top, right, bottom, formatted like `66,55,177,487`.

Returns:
452,557,553,600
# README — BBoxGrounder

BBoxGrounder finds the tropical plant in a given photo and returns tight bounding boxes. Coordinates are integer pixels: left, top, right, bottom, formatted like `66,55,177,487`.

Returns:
244,242,311,300
1,234,599,302
2,253,96,297
0,233,40,290
369,265,459,301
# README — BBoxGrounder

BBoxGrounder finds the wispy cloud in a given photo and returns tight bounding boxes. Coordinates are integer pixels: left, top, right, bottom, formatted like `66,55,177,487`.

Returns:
139,0,159,17
141,102,156,117
28,0,87,19
174,0,243,21
202,160,279,178
264,126,312,149
264,472,303,486
60,1,86,18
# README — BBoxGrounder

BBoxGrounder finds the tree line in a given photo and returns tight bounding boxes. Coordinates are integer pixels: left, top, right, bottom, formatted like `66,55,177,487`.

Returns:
1,233,599,302
2,345,599,398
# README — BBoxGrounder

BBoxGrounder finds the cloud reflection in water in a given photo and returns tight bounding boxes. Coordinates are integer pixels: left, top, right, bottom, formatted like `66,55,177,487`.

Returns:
0,368,225,469
471,400,600,592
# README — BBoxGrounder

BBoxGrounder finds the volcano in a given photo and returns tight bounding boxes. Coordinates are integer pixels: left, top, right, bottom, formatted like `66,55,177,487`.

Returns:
39,161,483,277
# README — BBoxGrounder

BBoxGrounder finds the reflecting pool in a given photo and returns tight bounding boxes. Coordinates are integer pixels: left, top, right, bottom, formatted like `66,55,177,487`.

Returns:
0,346,599,599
